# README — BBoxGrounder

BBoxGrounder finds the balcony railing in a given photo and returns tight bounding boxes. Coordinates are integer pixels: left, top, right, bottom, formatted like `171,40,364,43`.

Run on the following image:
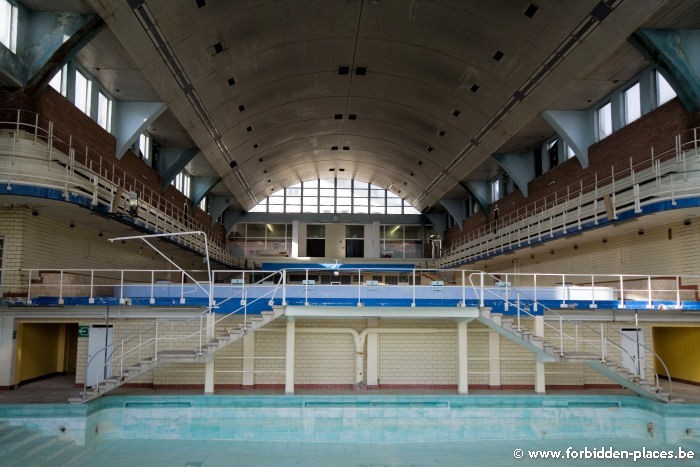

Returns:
0,108,234,266
442,128,700,267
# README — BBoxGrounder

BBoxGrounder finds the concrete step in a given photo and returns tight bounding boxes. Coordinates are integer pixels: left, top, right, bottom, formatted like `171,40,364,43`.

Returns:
2,430,46,459
11,436,63,465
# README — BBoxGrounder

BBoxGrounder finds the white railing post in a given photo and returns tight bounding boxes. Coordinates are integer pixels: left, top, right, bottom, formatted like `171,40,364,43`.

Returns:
58,270,64,305
26,269,32,304
180,270,185,304
305,268,309,306
412,269,416,307
619,275,625,308
675,275,681,308
461,269,466,307
504,273,509,311
89,269,94,304
120,339,124,376
561,274,567,306
533,274,537,312
647,275,653,309
149,270,155,305
119,270,125,304
199,314,203,354
282,269,287,306
590,274,596,308
357,268,362,307
600,323,605,361
479,271,485,307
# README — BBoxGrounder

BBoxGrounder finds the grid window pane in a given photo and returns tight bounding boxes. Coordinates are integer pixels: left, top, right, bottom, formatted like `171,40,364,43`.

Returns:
624,82,641,124
598,102,612,139
657,71,676,105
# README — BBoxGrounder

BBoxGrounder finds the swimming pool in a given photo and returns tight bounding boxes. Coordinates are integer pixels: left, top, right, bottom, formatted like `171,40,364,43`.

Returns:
1,395,699,466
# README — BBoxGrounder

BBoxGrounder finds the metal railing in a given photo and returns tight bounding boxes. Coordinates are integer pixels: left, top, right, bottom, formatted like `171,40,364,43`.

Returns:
1,267,698,309
0,108,233,265
442,127,700,267
83,269,285,396
469,270,673,399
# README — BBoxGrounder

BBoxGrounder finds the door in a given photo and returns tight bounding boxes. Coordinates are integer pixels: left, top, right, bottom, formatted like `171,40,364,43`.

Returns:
620,328,645,378
86,325,114,387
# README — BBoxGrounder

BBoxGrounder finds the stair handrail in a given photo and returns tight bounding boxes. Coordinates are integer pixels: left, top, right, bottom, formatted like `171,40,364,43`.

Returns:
469,270,673,399
79,270,285,400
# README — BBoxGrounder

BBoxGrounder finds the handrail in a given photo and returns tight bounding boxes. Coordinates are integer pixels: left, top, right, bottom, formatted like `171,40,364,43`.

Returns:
469,270,673,398
0,108,233,265
83,270,285,397
442,127,700,267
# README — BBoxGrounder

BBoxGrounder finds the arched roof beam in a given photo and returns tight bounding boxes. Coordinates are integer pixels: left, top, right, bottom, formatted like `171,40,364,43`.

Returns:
629,29,700,113
492,152,535,198
541,110,594,169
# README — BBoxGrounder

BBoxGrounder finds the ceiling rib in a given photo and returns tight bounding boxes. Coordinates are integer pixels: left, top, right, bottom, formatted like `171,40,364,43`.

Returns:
126,0,255,204
416,0,623,206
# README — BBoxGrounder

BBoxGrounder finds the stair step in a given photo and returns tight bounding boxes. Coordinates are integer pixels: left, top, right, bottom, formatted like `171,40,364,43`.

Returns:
3,430,45,457
13,436,63,464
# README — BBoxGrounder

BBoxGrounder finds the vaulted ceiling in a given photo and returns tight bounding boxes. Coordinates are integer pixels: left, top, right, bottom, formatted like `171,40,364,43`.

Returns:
28,0,700,214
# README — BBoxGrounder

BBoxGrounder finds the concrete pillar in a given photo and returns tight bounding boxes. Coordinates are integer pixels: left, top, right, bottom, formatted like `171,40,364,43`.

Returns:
366,318,379,386
488,330,501,389
365,221,380,258
285,319,296,394
534,316,546,394
0,317,16,388
204,360,215,394
457,320,468,394
242,333,255,388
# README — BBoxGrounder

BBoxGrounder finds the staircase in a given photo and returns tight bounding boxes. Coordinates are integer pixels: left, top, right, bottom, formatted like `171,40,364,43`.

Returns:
0,421,89,466
70,306,285,403
478,308,676,403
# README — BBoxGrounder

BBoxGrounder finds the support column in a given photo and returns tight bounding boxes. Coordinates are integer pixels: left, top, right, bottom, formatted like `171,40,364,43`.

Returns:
291,221,300,258
204,313,216,394
242,333,255,388
285,319,296,394
366,318,379,387
488,330,501,389
0,317,16,389
534,316,546,394
457,320,468,394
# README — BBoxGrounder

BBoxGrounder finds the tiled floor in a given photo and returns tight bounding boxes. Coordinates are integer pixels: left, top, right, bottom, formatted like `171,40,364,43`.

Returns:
1,374,699,404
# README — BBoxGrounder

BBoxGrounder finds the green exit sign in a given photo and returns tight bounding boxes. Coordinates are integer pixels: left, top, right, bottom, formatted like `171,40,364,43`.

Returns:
78,326,89,338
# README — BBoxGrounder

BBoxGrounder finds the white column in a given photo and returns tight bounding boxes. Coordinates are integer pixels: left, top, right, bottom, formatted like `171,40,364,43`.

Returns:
204,313,216,393
204,360,215,394
534,315,546,394
366,318,379,386
488,330,501,388
242,333,255,387
457,320,468,394
291,220,300,258
285,319,296,394
0,318,16,388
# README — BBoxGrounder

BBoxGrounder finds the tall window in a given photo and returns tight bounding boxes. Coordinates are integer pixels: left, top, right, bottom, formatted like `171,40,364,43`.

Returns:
597,102,612,140
48,66,67,95
172,171,191,196
656,71,676,106
624,82,641,124
97,92,112,131
138,133,151,162
0,0,18,53
198,196,207,212
250,178,420,215
490,177,500,202
74,70,92,115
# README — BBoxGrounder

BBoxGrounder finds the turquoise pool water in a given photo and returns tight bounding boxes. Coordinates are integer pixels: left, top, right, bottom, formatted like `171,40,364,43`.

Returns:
1,395,700,466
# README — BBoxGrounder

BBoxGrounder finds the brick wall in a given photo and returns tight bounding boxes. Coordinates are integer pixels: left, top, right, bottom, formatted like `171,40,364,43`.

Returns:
0,88,225,245
446,98,697,248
